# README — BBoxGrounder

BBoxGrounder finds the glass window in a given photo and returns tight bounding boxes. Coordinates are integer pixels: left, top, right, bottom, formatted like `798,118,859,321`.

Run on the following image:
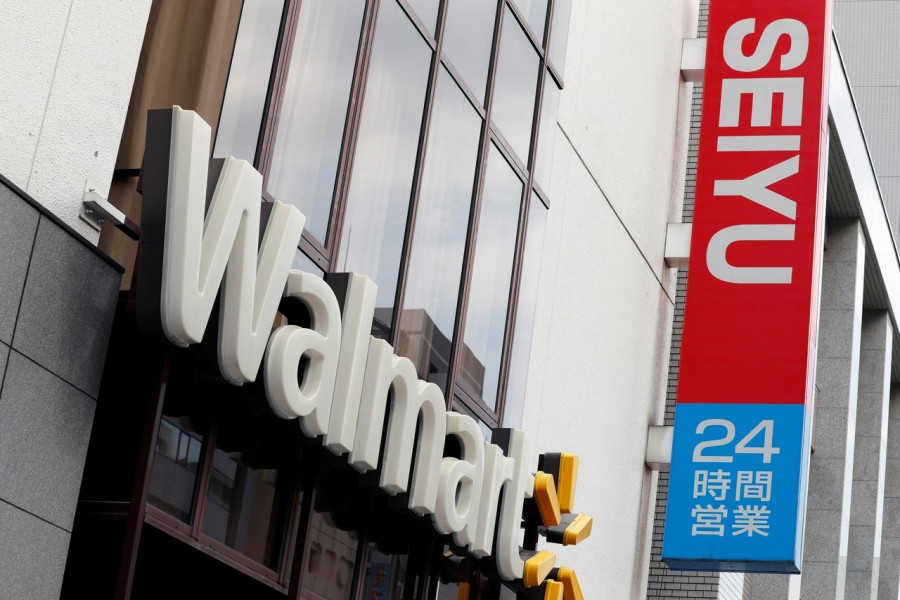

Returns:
442,0,497,105
267,0,366,242
301,510,359,600
148,416,204,523
437,581,471,600
362,546,407,600
338,0,432,336
435,543,477,600
512,0,548,42
548,0,573,76
491,8,540,164
200,420,291,570
214,0,285,163
533,76,560,192
399,69,481,390
301,471,362,600
294,250,325,278
405,0,439,36
451,400,493,440
479,580,520,600
461,146,523,409
502,195,547,428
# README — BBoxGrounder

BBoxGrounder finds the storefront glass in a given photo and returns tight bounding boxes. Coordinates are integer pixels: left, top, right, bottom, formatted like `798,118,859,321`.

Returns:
338,0,431,337
491,8,539,164
400,68,481,391
267,0,366,242
461,145,523,408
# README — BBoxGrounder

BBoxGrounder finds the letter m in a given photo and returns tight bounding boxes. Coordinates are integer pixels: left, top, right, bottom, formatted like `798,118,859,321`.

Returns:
137,106,305,384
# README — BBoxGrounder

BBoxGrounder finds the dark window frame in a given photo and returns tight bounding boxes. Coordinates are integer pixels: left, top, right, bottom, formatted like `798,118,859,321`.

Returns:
142,369,449,600
145,404,306,591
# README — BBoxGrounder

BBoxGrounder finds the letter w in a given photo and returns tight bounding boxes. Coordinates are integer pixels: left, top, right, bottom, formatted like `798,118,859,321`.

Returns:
162,106,305,384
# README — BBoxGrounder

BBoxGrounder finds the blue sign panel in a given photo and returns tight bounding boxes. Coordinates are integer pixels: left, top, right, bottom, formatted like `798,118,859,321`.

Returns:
663,403,810,572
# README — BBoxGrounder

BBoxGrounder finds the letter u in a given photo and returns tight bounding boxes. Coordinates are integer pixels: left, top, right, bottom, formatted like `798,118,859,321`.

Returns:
706,224,795,284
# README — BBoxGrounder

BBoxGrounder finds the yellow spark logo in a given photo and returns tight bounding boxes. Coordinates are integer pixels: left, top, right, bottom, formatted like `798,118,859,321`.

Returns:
522,453,592,600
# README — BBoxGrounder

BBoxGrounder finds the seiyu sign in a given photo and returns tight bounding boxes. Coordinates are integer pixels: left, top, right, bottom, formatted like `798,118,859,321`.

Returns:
136,107,589,589
663,0,832,572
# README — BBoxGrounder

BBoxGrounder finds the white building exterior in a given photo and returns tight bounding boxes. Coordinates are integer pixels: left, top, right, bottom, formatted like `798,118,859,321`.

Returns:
3,1,900,599
522,1,697,598
0,0,151,241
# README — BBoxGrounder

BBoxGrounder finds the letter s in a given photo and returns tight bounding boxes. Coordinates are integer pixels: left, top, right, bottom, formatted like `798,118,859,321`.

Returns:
724,18,809,72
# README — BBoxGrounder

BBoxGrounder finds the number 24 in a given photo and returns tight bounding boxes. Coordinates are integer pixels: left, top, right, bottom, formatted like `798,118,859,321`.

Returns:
692,419,780,463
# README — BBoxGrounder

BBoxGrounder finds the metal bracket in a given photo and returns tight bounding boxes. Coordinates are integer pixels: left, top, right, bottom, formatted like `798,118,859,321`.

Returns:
79,181,140,240
664,222,692,269
80,183,126,232
681,38,706,83
646,425,674,471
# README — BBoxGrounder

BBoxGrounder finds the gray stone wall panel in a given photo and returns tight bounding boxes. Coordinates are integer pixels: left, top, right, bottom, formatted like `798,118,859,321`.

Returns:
12,216,120,398
0,499,69,600
0,186,39,346
0,351,95,531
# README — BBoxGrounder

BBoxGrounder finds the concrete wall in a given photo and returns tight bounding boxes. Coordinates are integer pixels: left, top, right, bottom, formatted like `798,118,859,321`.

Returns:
0,177,120,598
719,573,748,600
0,0,151,242
520,0,699,597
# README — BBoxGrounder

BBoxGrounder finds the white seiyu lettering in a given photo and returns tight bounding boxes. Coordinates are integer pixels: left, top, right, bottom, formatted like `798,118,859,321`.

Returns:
703,17,811,285
723,18,809,72
707,224,796,284
716,135,800,153
713,157,799,220
160,106,533,579
719,78,804,128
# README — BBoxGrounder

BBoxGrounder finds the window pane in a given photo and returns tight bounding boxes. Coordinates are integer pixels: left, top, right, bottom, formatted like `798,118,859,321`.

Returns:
479,580,520,600
442,0,496,105
437,580,469,600
301,471,362,600
512,0,548,42
399,70,481,390
451,401,492,441
338,0,431,336
461,146,523,408
267,0,366,242
200,421,290,570
294,250,325,278
362,544,408,600
214,0,285,163
491,8,540,164
502,195,547,428
435,543,478,599
548,0,573,76
533,76,560,192
405,0,438,35
148,416,204,523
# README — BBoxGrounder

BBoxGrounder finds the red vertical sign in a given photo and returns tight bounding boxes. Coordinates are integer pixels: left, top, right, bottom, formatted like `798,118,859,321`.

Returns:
663,0,832,571
680,1,832,408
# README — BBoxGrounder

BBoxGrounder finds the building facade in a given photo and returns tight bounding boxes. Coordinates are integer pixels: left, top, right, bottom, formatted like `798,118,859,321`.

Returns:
1,1,899,599
832,0,900,249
